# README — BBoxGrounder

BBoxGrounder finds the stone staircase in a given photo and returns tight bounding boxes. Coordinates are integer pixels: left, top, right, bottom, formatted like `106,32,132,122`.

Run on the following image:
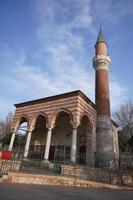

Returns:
1,172,127,189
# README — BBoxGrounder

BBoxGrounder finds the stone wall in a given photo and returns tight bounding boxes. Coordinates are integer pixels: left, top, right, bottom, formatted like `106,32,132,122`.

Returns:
120,153,133,169
61,164,133,187
0,160,21,174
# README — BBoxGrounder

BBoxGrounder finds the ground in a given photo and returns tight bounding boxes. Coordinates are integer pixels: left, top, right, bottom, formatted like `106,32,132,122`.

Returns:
0,183,133,200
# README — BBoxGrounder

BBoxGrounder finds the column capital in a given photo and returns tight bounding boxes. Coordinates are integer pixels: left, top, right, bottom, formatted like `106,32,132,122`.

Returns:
11,127,19,134
46,123,55,131
71,122,80,129
28,126,34,132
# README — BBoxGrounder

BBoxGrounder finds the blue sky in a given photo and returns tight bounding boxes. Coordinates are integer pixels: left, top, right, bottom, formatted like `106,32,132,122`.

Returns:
0,0,133,119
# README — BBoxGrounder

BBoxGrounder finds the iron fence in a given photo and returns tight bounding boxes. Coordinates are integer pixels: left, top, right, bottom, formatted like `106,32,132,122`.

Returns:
61,163,133,186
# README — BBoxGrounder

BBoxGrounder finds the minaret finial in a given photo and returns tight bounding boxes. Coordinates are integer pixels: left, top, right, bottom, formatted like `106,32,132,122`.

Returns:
95,26,107,46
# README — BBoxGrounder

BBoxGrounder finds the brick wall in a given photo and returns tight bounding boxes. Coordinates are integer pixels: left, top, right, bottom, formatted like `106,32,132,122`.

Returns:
12,92,96,129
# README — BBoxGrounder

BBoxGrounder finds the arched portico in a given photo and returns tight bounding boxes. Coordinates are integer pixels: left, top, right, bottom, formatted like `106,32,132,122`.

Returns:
29,114,48,159
48,110,73,163
77,114,93,165
30,111,49,128
15,114,29,129
9,114,29,151
9,110,94,165
79,112,93,131
50,108,74,125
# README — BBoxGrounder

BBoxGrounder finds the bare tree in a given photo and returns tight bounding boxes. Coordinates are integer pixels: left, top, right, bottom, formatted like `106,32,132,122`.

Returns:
0,112,14,136
113,100,133,136
0,112,28,148
113,100,133,152
115,100,133,127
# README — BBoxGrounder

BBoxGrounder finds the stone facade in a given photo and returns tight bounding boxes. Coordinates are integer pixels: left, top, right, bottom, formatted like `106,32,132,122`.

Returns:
8,90,118,167
10,91,97,165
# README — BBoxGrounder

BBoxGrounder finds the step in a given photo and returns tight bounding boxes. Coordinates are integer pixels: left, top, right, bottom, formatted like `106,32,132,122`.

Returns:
4,172,129,189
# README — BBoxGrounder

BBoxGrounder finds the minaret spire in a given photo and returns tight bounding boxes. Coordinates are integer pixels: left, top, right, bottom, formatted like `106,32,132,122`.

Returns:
95,26,107,46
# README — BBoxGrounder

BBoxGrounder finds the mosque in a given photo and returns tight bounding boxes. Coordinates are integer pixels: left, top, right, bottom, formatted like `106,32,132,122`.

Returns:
8,28,119,168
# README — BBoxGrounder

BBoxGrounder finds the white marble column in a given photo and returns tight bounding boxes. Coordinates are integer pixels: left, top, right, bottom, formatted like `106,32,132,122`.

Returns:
70,123,79,163
9,128,18,151
24,127,34,159
44,124,55,161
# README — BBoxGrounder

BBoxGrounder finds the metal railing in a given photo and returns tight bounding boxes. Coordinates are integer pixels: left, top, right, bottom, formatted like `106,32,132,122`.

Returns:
61,163,133,186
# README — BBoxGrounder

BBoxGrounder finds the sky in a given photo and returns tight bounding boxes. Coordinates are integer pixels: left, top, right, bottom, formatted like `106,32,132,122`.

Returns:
0,0,133,120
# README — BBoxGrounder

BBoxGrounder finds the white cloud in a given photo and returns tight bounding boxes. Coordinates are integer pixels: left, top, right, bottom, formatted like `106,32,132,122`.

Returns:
0,100,14,120
91,0,133,25
34,0,128,109
0,0,130,119
0,44,128,119
110,76,128,112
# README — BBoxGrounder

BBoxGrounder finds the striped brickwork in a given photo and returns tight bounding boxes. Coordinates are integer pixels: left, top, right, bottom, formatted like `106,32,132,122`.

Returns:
12,90,96,130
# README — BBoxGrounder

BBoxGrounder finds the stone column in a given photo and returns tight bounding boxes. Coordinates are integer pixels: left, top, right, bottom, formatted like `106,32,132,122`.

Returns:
24,127,34,159
9,128,18,151
70,123,79,163
44,124,55,161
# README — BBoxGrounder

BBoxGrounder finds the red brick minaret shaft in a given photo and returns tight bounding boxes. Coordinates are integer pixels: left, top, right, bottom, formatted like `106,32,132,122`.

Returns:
93,28,115,168
95,32,111,117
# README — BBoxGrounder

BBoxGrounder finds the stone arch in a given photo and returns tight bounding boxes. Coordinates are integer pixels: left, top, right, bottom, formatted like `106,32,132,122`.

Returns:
79,111,93,131
30,111,49,128
29,111,48,159
50,107,74,124
14,114,29,130
49,108,73,162
77,111,94,165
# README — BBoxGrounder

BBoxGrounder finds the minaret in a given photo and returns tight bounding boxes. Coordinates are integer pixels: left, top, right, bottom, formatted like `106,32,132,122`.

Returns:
93,28,114,168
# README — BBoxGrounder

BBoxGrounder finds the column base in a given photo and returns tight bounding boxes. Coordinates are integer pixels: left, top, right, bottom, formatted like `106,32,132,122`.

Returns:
23,158,29,161
41,160,51,168
42,159,50,163
70,162,77,166
96,115,116,169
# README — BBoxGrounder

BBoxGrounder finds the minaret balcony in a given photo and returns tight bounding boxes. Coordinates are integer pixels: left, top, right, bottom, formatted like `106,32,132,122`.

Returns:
93,55,111,71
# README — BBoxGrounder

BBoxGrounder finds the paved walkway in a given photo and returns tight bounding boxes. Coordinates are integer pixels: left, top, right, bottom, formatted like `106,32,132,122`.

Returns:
0,183,133,200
